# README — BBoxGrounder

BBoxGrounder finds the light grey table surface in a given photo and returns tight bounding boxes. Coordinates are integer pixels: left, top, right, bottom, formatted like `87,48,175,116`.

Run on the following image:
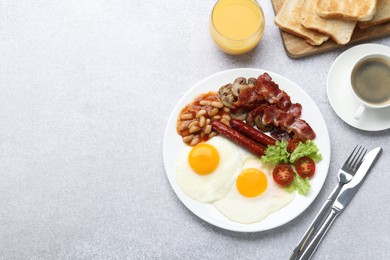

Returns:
0,0,389,259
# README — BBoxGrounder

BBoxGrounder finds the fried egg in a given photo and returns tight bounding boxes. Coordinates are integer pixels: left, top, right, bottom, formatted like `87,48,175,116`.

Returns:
176,136,243,203
213,156,295,224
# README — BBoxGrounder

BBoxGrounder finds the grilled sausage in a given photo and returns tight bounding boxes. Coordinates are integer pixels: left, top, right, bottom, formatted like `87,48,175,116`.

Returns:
230,118,276,146
211,120,265,157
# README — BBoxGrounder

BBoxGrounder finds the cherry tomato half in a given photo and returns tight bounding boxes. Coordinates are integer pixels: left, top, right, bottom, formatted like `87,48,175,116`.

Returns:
272,164,294,186
287,138,301,153
295,156,316,178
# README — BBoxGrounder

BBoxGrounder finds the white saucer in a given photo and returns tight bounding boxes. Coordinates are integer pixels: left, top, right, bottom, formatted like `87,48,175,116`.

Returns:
327,43,390,131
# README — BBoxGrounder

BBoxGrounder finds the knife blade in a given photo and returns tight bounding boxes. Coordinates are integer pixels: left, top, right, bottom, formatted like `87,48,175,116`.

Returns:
332,147,382,211
298,147,382,260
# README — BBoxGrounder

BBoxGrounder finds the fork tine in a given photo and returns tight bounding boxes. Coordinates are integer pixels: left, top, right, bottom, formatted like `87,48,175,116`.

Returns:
348,146,367,170
345,145,359,165
350,146,363,169
353,148,367,170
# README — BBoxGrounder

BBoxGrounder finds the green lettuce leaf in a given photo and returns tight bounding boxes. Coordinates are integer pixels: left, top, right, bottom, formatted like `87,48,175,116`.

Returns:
260,140,290,165
262,139,321,196
289,140,322,163
285,174,311,195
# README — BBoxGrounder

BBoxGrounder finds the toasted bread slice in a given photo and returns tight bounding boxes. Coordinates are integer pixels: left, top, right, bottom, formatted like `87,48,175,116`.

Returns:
275,0,329,46
358,0,390,29
316,0,377,21
301,0,357,45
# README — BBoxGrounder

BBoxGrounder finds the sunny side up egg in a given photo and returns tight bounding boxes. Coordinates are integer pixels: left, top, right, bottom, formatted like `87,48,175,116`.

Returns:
175,136,244,203
176,136,295,224
213,156,295,224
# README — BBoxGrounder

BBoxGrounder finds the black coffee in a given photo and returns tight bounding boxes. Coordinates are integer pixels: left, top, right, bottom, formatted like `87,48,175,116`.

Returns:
351,57,390,106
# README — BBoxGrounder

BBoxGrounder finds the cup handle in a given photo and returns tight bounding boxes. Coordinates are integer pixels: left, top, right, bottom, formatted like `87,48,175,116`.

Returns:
354,105,365,120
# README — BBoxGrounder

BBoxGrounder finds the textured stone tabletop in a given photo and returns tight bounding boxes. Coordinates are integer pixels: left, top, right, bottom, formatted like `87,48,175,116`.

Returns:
0,0,389,259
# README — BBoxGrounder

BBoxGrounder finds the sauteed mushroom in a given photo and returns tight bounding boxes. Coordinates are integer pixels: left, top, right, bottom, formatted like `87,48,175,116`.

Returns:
231,77,249,96
229,107,247,121
219,77,256,109
247,77,257,86
254,116,273,132
218,83,236,109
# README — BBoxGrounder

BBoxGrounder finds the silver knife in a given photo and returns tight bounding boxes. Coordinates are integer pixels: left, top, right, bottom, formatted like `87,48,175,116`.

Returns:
298,147,382,260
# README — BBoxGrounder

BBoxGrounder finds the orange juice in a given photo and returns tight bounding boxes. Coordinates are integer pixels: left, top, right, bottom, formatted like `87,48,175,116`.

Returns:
209,0,265,55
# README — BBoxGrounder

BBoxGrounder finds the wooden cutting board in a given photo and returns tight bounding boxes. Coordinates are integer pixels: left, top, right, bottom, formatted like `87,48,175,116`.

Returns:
271,0,390,58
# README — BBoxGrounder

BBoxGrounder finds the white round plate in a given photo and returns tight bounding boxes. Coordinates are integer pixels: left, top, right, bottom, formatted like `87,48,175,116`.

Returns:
327,43,390,131
163,68,330,232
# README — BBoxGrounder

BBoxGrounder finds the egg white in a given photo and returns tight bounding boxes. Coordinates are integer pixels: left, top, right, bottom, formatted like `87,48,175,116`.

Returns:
213,156,295,224
175,136,244,203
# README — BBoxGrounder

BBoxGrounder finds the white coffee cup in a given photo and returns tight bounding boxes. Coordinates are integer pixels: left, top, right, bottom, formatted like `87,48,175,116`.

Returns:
350,53,390,120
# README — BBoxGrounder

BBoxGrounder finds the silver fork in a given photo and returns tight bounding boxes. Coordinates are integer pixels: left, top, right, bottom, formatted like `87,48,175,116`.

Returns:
290,145,367,260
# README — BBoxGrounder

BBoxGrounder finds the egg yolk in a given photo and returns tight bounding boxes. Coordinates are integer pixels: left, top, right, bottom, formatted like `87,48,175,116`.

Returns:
236,168,267,197
188,143,220,175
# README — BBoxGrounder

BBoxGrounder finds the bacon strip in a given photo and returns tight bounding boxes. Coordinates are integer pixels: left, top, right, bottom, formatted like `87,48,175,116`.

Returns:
235,73,302,117
247,105,316,140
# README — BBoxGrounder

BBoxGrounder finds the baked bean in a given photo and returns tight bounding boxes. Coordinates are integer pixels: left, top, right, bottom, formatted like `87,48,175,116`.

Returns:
204,125,212,134
178,121,189,131
199,116,205,127
196,109,207,118
199,100,211,106
209,131,217,138
182,134,194,143
222,114,231,121
189,126,201,133
211,101,223,108
181,113,193,120
190,135,200,146
221,118,230,126
209,108,219,117
188,121,199,128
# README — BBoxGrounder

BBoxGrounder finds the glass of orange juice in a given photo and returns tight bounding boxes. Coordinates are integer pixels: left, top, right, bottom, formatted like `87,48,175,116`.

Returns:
209,0,265,55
